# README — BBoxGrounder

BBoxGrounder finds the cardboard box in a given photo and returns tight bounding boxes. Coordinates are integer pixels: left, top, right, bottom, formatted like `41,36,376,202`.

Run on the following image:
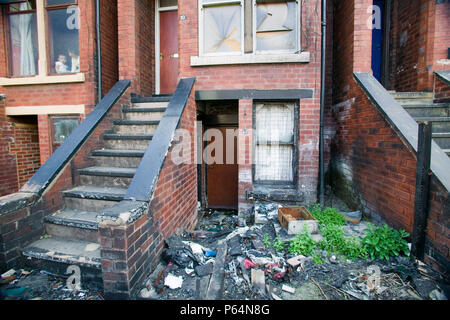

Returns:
278,206,319,235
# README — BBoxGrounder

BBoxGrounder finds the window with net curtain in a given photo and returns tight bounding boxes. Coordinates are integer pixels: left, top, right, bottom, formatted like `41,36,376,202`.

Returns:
46,0,80,74
7,1,38,77
255,102,295,184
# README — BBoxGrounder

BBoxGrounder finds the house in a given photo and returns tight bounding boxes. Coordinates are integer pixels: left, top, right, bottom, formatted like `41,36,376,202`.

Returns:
0,0,448,299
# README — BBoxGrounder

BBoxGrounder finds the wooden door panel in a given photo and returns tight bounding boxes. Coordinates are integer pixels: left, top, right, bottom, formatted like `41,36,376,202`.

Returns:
160,10,179,94
207,127,238,209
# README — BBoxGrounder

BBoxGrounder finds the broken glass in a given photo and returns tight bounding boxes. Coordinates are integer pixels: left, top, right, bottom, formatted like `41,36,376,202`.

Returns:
256,1,297,51
203,4,242,54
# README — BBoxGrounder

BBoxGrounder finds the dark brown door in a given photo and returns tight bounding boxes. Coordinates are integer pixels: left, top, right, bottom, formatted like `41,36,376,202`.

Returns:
206,126,238,209
160,10,179,94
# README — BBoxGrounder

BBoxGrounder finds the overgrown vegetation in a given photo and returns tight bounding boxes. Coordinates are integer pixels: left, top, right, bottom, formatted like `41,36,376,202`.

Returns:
285,204,410,263
288,228,317,256
360,223,410,260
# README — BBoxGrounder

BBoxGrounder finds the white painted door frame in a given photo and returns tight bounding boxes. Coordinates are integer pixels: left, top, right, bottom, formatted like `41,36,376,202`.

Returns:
155,0,178,95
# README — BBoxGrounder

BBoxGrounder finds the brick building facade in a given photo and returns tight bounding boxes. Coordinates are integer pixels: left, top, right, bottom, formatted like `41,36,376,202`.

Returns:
0,0,449,296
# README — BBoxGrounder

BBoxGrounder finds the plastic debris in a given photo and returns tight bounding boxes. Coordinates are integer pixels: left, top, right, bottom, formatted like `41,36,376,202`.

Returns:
1,269,16,278
185,268,194,275
164,274,183,290
204,250,217,258
243,258,256,270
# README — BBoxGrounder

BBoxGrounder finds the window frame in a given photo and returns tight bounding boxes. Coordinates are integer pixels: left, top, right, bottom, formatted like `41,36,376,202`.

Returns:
49,114,80,153
0,0,83,84
198,0,301,57
45,0,79,75
199,0,245,57
252,100,299,188
4,1,39,78
252,0,301,55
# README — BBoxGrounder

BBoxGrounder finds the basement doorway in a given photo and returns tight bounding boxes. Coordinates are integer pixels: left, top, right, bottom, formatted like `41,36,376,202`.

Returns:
198,101,239,210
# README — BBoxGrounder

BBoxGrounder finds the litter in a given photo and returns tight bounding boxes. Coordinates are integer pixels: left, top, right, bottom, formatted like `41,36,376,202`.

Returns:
251,269,266,294
164,274,183,290
204,250,217,258
282,285,296,294
342,211,362,224
185,268,195,275
287,255,306,268
278,206,319,235
195,262,214,277
1,269,16,278
243,258,256,270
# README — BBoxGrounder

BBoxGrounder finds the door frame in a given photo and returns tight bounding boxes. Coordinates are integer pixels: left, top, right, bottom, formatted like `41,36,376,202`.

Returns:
155,0,178,95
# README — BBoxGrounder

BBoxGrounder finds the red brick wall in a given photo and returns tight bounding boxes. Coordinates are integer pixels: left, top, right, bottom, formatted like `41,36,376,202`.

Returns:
329,0,449,276
9,123,40,189
0,98,18,197
178,0,323,204
434,75,450,103
117,0,155,96
100,0,119,97
100,88,198,299
0,1,98,107
388,0,450,92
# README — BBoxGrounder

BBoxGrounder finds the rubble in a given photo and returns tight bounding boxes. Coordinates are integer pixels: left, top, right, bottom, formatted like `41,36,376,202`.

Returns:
134,203,448,301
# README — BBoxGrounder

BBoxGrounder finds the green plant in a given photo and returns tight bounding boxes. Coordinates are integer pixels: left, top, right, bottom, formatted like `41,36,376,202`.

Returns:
360,224,410,260
289,228,317,256
319,224,367,260
272,237,286,252
312,252,325,264
310,205,346,227
263,234,271,249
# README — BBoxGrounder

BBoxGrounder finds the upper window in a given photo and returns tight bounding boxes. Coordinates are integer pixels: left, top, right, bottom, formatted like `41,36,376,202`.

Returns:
254,102,296,185
199,0,299,56
6,1,39,76
46,0,80,74
3,0,80,78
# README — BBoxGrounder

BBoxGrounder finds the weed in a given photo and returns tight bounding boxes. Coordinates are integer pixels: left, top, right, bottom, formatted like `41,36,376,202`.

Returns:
272,237,286,252
360,223,410,260
309,204,346,227
263,234,271,249
289,228,317,256
319,224,367,260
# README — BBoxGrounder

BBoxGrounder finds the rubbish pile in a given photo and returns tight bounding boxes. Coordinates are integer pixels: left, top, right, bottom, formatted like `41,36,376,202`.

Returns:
138,204,449,301
0,268,104,300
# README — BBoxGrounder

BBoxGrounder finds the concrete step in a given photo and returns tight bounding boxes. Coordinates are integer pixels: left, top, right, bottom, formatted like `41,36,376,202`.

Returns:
413,117,450,133
403,103,449,118
391,92,434,99
44,209,99,243
63,185,126,211
443,149,450,157
132,101,169,109
122,107,166,121
91,149,145,167
398,99,434,105
432,133,450,149
113,120,159,135
22,237,101,269
103,134,152,150
131,95,172,103
78,166,136,188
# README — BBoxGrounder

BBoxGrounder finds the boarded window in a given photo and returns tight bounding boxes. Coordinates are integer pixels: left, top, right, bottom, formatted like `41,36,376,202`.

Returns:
255,102,295,183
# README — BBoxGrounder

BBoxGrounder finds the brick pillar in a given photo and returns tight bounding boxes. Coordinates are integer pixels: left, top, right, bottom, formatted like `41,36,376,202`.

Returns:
238,99,253,219
37,115,50,165
354,0,373,73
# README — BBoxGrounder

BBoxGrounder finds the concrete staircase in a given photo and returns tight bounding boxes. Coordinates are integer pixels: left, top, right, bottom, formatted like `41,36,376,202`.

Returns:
391,92,450,158
22,96,171,272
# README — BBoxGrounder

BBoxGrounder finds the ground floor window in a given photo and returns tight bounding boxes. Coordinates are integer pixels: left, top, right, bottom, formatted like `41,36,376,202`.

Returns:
254,101,296,185
50,115,79,152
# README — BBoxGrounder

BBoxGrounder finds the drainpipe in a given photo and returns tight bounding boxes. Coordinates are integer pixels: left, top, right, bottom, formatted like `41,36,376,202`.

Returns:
95,0,102,102
319,0,327,206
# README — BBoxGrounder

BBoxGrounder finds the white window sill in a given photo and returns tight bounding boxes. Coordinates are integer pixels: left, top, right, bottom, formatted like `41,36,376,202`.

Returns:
190,52,310,67
0,73,85,86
